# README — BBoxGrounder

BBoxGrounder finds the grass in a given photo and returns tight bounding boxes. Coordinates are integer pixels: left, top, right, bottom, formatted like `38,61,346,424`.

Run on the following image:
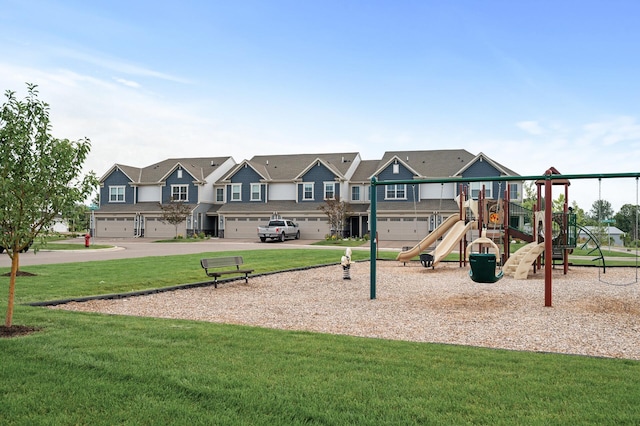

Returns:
0,248,639,424
311,238,368,247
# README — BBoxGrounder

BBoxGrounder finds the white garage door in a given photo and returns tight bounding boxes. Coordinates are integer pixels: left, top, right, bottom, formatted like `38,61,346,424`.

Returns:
96,217,134,238
376,217,429,241
144,217,185,239
225,217,262,239
297,217,330,240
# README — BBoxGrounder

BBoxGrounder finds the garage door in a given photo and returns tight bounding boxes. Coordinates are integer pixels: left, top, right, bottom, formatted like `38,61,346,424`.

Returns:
376,217,429,241
144,217,185,239
297,217,330,240
224,217,262,239
95,217,134,238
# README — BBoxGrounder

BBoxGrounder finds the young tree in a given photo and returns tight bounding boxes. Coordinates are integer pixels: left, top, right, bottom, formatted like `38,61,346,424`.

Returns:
159,201,192,238
318,196,352,237
0,84,97,327
614,203,640,244
589,199,614,222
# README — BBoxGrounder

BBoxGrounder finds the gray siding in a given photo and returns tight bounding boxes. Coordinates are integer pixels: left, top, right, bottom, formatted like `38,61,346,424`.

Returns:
227,166,264,203
374,162,417,202
298,163,340,202
163,169,199,204
460,160,503,198
101,169,136,205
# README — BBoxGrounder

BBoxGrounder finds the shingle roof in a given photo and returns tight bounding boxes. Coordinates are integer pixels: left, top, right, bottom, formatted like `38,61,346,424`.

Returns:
237,152,359,181
378,149,476,178
101,157,232,184
140,157,232,183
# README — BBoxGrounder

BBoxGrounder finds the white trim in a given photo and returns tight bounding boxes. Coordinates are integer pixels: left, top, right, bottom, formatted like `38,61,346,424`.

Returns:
302,182,314,201
324,182,336,200
250,183,262,201
109,185,126,203
231,183,242,201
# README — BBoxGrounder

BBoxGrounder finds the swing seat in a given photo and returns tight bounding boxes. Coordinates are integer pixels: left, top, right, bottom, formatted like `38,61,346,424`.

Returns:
469,253,503,283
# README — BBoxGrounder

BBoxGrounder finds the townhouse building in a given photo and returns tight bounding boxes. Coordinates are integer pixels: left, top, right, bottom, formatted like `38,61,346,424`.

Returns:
94,149,521,241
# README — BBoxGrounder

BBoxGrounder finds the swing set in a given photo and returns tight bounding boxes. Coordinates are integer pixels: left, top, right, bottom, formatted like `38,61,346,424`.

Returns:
369,170,640,306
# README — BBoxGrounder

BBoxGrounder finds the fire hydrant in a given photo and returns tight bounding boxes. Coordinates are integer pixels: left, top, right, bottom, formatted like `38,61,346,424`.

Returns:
341,247,353,280
84,233,91,248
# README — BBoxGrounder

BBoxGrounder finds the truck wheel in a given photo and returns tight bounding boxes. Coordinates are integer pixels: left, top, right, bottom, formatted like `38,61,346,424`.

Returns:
280,232,286,242
260,237,266,242
295,231,300,239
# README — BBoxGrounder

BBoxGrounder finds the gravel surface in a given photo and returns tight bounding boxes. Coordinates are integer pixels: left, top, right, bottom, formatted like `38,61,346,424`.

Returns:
51,261,640,360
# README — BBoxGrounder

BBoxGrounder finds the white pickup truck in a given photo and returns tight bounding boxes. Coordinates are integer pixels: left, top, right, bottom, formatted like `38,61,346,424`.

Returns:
257,219,300,242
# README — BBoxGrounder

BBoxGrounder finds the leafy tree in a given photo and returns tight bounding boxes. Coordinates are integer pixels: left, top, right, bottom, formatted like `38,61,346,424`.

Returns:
589,199,613,222
159,201,192,238
614,203,640,244
62,203,91,233
552,193,566,212
569,201,586,226
520,181,537,211
318,196,352,237
0,84,97,327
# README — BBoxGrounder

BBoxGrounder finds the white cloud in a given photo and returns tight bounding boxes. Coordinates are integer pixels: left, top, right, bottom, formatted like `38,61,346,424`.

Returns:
516,120,544,135
113,77,140,88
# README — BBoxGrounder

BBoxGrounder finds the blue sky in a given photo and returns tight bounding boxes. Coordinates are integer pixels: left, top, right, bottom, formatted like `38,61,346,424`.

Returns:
1,0,640,211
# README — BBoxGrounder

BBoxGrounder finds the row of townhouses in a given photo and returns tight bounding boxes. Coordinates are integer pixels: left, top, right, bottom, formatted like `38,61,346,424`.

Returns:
95,149,522,241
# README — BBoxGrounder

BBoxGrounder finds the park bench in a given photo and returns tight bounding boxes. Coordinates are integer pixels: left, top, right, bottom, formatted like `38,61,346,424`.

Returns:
200,256,254,288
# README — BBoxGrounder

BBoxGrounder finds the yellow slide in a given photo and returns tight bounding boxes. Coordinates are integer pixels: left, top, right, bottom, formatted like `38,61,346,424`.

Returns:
430,220,477,267
396,214,460,262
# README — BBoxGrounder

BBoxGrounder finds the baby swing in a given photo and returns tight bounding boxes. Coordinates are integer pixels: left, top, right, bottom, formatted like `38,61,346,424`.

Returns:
465,183,504,283
466,228,504,283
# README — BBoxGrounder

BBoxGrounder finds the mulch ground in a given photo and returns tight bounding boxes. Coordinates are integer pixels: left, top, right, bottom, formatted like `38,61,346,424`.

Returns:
0,325,41,338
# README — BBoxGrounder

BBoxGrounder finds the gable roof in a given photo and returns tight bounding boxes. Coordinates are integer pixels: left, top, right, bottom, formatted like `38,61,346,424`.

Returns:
224,152,359,182
373,149,476,178
98,164,140,183
100,157,233,184
454,152,520,177
350,160,380,183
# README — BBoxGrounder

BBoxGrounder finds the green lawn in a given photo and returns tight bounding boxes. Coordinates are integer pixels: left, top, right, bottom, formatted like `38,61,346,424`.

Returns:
1,249,639,424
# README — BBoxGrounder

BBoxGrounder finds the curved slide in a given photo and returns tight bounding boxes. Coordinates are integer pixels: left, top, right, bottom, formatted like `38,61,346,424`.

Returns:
502,241,545,279
430,220,477,267
396,214,460,262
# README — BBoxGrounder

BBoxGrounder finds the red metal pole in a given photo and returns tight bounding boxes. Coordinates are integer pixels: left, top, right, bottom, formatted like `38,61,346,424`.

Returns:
544,172,553,307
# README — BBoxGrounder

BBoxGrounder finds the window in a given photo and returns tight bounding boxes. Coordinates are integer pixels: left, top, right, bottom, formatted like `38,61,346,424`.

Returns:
177,169,183,179
109,186,125,202
324,182,335,200
251,183,261,201
231,183,242,201
509,183,518,200
303,183,314,200
392,163,400,174
216,187,224,202
470,182,492,199
351,186,360,201
171,185,188,201
385,184,406,200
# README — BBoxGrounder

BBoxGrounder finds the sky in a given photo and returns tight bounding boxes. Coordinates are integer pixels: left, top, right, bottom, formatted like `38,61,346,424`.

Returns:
1,0,640,213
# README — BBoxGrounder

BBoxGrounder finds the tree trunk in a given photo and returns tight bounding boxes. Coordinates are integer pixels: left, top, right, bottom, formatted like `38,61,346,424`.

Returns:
5,251,19,327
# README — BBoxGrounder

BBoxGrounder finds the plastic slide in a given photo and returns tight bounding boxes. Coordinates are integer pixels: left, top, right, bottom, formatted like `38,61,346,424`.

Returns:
430,220,477,267
502,241,545,279
396,214,460,262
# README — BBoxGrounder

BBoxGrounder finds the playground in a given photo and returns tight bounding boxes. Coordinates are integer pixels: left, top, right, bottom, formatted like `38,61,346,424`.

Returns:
53,261,640,360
